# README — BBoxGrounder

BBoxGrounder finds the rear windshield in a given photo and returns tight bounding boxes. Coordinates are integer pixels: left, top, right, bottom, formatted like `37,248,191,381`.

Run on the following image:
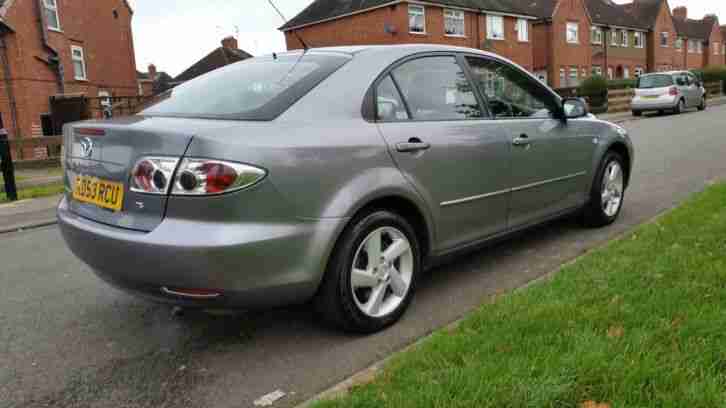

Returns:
142,52,350,121
637,74,674,89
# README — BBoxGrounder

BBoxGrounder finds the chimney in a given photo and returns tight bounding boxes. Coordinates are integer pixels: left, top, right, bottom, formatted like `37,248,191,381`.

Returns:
673,6,687,20
148,64,157,80
221,36,238,50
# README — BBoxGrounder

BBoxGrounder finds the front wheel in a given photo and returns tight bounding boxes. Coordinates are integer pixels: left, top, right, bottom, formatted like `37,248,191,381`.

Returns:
582,152,626,228
314,210,421,333
698,96,706,111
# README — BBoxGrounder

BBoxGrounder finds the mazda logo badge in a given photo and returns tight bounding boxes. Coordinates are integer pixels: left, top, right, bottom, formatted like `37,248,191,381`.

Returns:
80,137,94,158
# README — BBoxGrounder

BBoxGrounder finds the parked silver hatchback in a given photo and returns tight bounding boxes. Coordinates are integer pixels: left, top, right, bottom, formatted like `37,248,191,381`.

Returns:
631,71,706,116
59,45,634,333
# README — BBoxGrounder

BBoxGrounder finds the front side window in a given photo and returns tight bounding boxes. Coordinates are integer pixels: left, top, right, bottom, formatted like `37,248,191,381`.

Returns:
566,22,579,44
143,53,350,121
408,5,426,34
517,19,529,42
466,57,558,119
660,32,668,47
43,0,60,30
621,30,629,47
391,56,482,120
71,46,87,80
591,27,602,44
444,9,465,37
487,15,504,40
375,75,409,121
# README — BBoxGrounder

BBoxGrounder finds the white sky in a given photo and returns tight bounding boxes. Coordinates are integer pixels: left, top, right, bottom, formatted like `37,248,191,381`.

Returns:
129,0,725,77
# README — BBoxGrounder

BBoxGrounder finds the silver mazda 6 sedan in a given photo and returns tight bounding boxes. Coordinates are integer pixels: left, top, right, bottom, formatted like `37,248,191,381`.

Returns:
59,45,634,333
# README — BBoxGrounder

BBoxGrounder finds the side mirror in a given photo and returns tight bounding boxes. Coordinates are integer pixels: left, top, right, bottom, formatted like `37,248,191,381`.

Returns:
562,97,589,120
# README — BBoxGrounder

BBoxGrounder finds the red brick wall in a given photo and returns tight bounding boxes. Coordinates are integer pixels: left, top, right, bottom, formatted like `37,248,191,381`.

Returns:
285,3,533,71
685,41,705,70
548,0,592,88
479,14,534,71
649,1,680,71
0,0,138,157
704,21,723,67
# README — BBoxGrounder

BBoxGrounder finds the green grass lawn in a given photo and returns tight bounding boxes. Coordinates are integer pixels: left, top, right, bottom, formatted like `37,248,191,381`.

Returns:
316,183,726,408
0,183,65,204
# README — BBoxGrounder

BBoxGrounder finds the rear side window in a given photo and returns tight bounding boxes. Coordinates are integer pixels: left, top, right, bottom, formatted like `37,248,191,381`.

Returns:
391,56,483,120
376,76,409,121
142,53,350,121
637,74,674,89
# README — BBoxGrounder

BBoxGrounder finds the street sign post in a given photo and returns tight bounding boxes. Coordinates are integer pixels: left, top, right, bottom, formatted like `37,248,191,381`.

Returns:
0,130,18,201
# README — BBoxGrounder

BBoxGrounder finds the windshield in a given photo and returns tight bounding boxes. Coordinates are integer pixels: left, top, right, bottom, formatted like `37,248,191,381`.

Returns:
142,52,350,120
637,74,674,89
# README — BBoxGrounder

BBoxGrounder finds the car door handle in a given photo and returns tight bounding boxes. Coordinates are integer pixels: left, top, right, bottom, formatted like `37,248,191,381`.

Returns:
512,134,530,147
396,140,431,153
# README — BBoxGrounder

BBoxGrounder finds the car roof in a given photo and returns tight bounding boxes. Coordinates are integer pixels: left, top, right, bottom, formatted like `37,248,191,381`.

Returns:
641,71,691,76
275,44,497,58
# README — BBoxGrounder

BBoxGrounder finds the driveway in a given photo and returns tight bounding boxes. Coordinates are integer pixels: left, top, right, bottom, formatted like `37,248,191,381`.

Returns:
3,105,726,408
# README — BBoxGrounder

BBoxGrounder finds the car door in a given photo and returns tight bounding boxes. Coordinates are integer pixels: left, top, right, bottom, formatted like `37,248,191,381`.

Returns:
686,73,702,106
375,54,511,251
464,56,594,229
674,74,692,106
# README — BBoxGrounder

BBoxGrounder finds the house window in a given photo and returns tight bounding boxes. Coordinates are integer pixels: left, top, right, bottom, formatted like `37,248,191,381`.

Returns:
675,37,683,51
569,67,578,86
71,45,87,80
591,27,602,44
581,67,587,79
623,67,630,79
517,18,528,42
688,39,696,53
610,30,618,46
487,15,504,40
444,9,465,37
634,67,644,77
714,42,720,56
660,32,668,47
566,22,579,44
408,5,425,34
621,30,629,47
592,65,602,76
607,66,613,80
697,42,702,54
559,68,566,86
40,114,54,136
43,0,60,31
634,32,644,48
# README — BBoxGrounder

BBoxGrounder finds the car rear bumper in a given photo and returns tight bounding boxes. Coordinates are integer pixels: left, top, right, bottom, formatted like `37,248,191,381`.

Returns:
630,96,678,111
57,196,345,309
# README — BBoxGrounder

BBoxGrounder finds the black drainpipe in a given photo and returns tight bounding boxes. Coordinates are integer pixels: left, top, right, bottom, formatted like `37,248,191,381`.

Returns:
0,28,21,158
35,0,64,94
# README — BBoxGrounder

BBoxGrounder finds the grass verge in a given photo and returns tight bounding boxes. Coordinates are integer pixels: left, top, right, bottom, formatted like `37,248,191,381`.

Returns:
0,183,65,204
316,183,726,408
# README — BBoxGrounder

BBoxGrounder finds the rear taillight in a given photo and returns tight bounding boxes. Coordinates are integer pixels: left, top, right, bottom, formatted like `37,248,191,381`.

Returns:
129,157,179,194
669,86,678,96
171,159,266,196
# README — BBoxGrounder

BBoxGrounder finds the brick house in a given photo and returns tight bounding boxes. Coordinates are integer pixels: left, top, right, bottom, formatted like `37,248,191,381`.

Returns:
672,8,722,70
527,0,593,88
173,37,252,85
280,0,537,73
586,0,648,80
137,64,174,96
0,0,139,158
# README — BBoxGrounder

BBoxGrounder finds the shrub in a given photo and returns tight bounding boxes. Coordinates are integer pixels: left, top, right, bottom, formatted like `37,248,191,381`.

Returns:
700,66,726,84
578,75,608,97
608,79,637,90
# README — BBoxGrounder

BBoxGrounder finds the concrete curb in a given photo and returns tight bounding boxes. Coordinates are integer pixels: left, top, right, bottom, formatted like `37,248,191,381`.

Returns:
0,219,57,235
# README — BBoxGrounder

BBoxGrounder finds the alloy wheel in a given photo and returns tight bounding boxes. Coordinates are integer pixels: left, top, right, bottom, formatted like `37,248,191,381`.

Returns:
350,227,413,318
601,161,624,217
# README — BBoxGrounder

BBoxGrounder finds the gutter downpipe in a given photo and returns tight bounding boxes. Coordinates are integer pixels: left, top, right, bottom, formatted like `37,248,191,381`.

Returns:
0,27,21,159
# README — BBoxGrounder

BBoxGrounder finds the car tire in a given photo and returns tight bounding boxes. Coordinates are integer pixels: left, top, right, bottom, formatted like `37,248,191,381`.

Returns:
698,96,706,111
314,210,421,333
582,151,626,228
632,110,642,117
674,99,684,114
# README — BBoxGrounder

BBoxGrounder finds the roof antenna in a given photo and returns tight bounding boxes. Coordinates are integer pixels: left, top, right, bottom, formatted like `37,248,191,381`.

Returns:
267,0,309,51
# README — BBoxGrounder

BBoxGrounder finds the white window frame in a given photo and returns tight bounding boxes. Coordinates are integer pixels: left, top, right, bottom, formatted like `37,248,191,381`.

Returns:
713,42,720,56
621,30,629,47
70,45,87,81
43,0,61,31
566,22,579,44
592,65,602,76
569,67,578,86
591,27,602,45
516,18,529,42
660,32,668,47
634,32,644,48
634,67,643,77
444,9,466,37
408,4,426,34
675,37,683,51
688,39,696,53
487,15,504,40
607,67,613,80
559,68,566,86
623,66,630,79
610,29,618,47
697,42,702,54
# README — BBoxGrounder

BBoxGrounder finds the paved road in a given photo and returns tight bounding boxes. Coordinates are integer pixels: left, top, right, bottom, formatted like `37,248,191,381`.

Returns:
3,106,726,408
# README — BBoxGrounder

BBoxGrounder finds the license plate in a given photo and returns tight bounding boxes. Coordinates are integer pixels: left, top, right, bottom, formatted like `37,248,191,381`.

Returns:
643,95,659,99
73,175,124,212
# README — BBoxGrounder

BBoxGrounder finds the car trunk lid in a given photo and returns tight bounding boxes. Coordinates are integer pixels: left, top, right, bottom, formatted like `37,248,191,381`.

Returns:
63,116,237,231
